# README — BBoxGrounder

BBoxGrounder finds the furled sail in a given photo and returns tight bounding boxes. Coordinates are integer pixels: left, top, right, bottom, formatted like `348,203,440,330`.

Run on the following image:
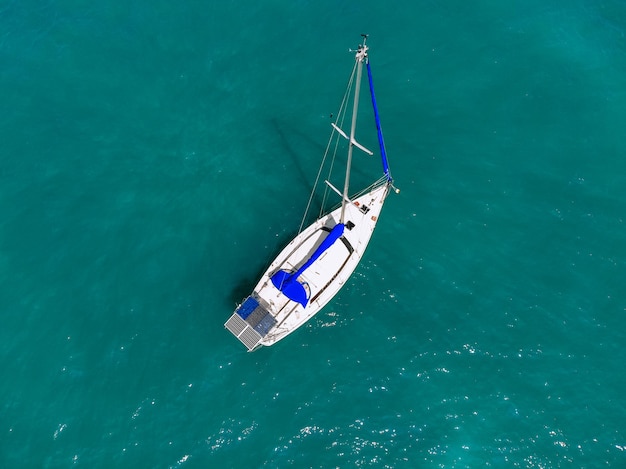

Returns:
366,60,392,182
271,223,345,306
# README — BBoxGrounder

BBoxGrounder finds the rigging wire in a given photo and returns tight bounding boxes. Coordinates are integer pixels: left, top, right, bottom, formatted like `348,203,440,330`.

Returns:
298,61,358,234
319,68,354,218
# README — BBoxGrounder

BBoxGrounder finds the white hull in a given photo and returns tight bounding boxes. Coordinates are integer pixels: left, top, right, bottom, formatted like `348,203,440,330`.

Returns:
260,182,390,346
225,182,390,350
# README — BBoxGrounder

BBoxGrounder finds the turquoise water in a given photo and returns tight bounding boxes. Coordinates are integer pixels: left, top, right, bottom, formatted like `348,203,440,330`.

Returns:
2,1,626,466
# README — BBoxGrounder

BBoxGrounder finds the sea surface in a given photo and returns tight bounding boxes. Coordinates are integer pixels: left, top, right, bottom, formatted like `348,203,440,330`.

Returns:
1,1,626,467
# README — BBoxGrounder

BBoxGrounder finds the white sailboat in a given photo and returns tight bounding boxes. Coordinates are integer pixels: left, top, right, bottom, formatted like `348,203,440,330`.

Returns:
225,35,397,351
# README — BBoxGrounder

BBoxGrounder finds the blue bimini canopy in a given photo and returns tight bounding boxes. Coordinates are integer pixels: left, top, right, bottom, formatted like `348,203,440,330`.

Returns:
271,223,345,307
236,296,259,320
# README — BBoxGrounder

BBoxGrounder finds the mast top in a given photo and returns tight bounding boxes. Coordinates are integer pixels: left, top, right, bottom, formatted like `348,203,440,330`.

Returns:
356,34,368,62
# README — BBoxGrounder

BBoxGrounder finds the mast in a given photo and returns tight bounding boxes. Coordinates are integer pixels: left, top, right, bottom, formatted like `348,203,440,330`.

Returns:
340,36,368,224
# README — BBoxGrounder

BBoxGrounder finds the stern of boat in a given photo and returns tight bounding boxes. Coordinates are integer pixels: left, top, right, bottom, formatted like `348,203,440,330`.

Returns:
224,296,277,351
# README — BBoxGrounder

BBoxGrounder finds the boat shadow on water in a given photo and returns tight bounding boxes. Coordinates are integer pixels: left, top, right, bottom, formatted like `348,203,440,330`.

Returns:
269,116,322,205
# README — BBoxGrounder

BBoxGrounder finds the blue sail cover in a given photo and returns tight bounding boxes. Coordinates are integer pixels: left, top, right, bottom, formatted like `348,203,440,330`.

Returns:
271,223,345,307
366,60,392,181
